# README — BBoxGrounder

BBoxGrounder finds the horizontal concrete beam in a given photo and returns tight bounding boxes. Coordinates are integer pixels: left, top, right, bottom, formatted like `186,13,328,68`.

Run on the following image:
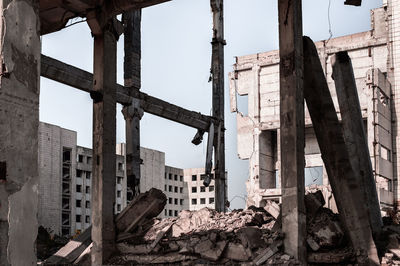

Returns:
41,55,214,131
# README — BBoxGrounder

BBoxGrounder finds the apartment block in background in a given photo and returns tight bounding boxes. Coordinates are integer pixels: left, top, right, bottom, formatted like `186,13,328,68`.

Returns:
39,125,218,237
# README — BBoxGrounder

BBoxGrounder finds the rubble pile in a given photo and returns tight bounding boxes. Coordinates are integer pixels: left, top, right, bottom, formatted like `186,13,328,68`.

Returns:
109,207,293,265
45,189,383,265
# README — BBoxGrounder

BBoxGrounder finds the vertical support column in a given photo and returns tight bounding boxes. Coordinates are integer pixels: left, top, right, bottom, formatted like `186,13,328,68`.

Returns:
0,1,40,265
91,22,117,265
331,52,383,238
122,10,142,200
210,0,226,212
278,0,306,262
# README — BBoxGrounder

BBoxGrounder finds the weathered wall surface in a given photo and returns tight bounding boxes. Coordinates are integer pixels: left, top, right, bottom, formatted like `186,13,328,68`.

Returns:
0,0,41,264
230,7,393,209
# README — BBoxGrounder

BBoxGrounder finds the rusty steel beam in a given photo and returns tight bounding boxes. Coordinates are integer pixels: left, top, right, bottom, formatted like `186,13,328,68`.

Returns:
40,54,214,132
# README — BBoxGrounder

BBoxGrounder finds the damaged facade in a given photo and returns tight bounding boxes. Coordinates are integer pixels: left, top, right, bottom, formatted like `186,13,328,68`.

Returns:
230,5,396,212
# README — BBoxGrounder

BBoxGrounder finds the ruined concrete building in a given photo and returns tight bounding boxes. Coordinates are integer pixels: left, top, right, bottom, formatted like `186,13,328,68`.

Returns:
1,0,394,263
230,5,395,212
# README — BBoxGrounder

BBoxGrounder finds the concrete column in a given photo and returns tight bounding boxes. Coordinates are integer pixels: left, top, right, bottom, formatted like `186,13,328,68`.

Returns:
0,1,40,265
122,10,142,200
278,0,306,262
303,36,379,264
91,23,117,264
210,0,226,212
331,52,383,238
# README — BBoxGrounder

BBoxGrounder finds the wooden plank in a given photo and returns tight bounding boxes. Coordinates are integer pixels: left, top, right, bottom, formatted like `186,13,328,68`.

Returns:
91,24,117,265
303,36,379,265
122,9,142,200
210,0,226,213
40,55,214,131
278,0,306,262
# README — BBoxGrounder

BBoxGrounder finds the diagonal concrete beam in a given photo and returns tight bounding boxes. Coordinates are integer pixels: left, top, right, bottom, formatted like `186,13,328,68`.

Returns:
40,54,214,132
303,36,379,265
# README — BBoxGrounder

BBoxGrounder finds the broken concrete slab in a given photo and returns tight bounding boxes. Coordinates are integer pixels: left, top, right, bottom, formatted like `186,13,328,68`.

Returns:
263,200,280,219
115,188,166,233
44,226,92,265
253,239,283,265
194,239,227,261
223,243,250,261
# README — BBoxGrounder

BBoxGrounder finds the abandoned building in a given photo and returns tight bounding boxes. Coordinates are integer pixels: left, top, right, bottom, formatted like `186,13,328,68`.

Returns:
230,5,394,212
3,0,400,264
38,122,221,238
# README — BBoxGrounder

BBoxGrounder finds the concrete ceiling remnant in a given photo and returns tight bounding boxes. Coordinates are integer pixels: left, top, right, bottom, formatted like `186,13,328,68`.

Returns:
39,0,171,35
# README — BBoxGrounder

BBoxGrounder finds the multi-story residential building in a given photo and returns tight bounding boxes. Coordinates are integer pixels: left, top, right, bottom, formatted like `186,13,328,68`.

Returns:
38,123,219,237
184,168,218,211
229,5,393,212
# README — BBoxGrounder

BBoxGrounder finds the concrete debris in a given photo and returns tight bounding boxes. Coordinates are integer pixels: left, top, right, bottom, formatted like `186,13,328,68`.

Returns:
306,192,344,251
263,200,280,219
116,188,167,233
43,189,166,265
107,206,282,265
47,189,400,265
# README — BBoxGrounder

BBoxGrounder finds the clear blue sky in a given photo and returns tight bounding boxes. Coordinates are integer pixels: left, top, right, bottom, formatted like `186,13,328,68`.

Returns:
40,0,382,209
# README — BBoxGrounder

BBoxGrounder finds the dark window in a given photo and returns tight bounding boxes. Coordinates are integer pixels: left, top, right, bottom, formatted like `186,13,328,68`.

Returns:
174,186,178,193
117,190,121,198
76,200,81,208
169,198,172,204
200,186,206,192
200,174,206,180
164,185,167,191
209,198,215,204
192,175,197,181
117,204,121,212
180,187,183,193
174,210,178,217
174,174,178,181
76,215,81,223
76,184,82,193
200,198,206,204
0,161,6,181
174,198,178,205
164,209,167,216
165,173,167,179
78,155,84,163
87,157,92,165
209,186,214,192
76,170,82,178
85,216,90,223
118,162,123,171
85,201,90,208
85,186,90,193
169,210,173,216
192,199,197,205
180,176,183,182
169,185,172,192
86,171,91,179
180,199,184,205
117,176,122,184
192,187,197,193
169,174,172,180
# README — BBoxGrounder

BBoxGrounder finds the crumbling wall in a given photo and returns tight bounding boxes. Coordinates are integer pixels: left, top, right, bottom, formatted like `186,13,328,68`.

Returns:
0,0,41,264
230,7,392,209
